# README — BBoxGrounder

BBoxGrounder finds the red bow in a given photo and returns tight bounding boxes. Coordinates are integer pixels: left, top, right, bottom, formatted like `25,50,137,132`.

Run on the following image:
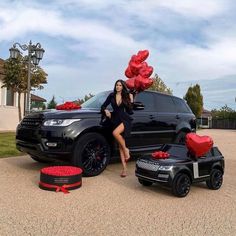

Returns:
56,102,81,110
151,151,170,159
39,181,81,194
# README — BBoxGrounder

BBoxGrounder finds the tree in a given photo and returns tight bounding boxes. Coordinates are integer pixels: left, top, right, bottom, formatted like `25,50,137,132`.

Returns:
148,74,173,95
2,56,47,121
31,101,46,110
184,84,203,117
47,95,57,109
211,105,236,119
76,93,94,105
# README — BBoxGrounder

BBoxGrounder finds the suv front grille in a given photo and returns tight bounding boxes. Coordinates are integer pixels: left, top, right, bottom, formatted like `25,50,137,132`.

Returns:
21,117,43,128
136,160,160,171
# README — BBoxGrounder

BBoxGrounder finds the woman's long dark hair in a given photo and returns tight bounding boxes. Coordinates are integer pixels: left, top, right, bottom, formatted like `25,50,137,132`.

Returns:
113,79,132,109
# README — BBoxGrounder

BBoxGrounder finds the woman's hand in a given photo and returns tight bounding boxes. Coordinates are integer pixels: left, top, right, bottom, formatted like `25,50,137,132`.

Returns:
104,109,111,119
129,93,134,103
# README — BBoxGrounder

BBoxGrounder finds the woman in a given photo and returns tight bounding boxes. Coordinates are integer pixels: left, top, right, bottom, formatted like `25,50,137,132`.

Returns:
101,80,134,177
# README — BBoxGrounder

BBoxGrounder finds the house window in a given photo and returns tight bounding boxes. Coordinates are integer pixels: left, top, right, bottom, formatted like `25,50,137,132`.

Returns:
6,88,14,106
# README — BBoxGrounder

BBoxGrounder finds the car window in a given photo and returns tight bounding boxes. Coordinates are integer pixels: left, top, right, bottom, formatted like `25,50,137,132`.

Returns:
172,97,191,113
162,144,189,159
81,91,112,110
155,94,177,113
134,92,155,111
212,147,222,156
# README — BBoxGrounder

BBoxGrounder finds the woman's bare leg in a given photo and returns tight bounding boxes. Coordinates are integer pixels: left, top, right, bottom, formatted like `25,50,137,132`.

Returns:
112,123,130,160
118,144,127,176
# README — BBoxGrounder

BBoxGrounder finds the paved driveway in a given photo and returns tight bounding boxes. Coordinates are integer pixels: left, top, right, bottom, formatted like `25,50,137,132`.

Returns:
0,129,236,236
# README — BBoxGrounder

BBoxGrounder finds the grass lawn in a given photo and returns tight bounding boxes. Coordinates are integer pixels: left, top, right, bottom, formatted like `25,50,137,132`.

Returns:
0,132,24,158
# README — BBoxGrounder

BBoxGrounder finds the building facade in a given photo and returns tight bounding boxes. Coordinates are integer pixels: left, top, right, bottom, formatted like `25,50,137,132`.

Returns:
0,58,25,131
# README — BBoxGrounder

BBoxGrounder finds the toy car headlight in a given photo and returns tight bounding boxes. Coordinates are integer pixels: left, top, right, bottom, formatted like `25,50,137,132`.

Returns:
158,165,173,171
43,119,81,127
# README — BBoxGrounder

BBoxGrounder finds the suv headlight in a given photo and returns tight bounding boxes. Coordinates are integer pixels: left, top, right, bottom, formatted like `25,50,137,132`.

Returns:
43,119,81,127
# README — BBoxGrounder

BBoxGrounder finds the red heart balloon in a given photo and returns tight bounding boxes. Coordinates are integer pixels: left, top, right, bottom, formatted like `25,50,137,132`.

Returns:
130,54,142,63
140,77,153,90
134,75,143,91
125,77,135,90
134,75,154,91
137,50,149,62
139,63,153,78
139,61,148,71
129,61,142,76
186,133,213,157
125,66,134,78
142,78,153,90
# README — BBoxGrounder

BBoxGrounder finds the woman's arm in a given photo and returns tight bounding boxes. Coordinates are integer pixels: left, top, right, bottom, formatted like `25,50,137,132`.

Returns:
129,93,134,103
101,93,112,112
126,93,134,115
101,93,112,118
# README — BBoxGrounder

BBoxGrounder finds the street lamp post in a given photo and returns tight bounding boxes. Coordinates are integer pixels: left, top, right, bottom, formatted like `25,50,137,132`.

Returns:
9,40,45,115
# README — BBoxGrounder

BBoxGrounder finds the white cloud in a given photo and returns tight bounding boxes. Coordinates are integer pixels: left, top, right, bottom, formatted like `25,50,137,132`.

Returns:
55,0,227,19
157,34,236,84
0,0,236,109
157,0,227,18
0,4,143,50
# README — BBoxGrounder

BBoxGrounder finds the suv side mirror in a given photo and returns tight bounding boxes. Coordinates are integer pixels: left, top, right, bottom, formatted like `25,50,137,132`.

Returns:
133,101,145,110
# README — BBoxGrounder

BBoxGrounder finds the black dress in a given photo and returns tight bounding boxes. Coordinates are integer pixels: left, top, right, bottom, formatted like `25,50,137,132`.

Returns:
100,92,133,138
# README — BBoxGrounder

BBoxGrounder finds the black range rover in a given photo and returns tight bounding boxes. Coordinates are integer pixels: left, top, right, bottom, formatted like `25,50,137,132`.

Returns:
16,90,196,176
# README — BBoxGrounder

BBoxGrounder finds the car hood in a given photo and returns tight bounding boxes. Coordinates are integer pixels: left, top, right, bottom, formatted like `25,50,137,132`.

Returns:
141,155,191,165
27,108,101,119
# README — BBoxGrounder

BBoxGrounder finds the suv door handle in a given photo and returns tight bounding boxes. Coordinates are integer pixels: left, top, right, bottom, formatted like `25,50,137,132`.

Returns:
149,115,155,119
176,115,180,119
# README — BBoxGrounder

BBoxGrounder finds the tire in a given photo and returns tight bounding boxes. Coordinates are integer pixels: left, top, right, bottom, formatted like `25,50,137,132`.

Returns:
72,132,111,177
138,178,153,186
206,169,223,190
174,131,187,144
172,173,191,197
30,155,53,163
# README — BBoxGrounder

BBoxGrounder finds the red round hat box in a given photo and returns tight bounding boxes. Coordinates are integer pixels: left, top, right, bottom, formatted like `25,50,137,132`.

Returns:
39,166,82,193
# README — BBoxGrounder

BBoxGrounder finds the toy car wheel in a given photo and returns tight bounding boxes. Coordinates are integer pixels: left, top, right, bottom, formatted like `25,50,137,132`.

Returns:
206,169,223,190
172,173,191,197
138,178,153,186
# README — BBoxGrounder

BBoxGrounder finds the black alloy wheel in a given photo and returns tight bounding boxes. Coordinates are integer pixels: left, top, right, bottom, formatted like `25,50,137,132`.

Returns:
206,169,223,190
73,133,111,177
172,173,191,197
138,178,153,186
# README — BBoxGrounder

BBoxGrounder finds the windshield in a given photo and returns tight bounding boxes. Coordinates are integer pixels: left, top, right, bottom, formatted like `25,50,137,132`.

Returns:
162,144,189,159
81,91,111,109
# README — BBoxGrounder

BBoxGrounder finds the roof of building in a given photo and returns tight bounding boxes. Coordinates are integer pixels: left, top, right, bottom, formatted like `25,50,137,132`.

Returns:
201,108,212,118
31,94,47,102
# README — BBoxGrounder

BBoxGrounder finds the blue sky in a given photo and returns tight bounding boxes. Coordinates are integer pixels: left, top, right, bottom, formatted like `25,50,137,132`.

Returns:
0,0,236,110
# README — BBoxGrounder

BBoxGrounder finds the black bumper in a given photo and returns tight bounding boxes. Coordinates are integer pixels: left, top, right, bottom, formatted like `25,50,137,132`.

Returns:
135,167,173,186
16,139,71,160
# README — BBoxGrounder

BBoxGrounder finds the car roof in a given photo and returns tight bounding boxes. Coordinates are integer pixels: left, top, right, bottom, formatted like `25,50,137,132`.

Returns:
102,90,184,101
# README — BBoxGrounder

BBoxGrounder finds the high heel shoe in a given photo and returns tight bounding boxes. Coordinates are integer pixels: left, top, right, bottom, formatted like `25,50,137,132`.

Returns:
120,170,127,177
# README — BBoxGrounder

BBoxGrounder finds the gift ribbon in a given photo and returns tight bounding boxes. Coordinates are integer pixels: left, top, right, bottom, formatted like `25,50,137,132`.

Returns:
151,151,170,159
39,181,82,194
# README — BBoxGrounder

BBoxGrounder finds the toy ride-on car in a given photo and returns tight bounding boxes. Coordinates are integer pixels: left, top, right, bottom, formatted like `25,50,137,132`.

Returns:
135,134,224,197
